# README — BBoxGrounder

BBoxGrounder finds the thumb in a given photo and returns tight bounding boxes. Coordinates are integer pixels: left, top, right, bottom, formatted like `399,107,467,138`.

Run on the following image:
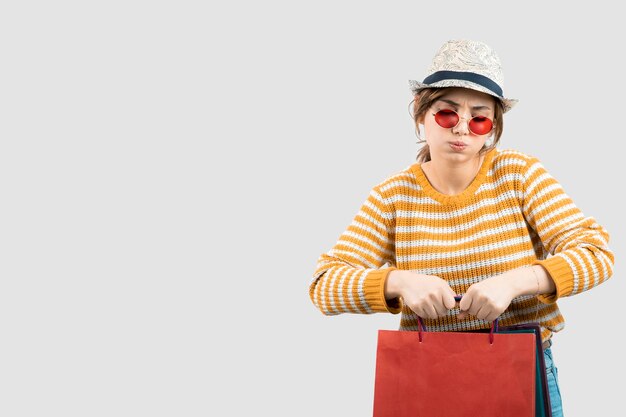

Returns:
443,292,457,310
458,293,472,312
457,293,472,320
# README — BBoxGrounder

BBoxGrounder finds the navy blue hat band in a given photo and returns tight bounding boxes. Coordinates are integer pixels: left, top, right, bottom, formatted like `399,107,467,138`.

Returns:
422,70,503,98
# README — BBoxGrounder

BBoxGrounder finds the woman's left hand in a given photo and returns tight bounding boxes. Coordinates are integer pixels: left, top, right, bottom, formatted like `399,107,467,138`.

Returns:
457,272,518,322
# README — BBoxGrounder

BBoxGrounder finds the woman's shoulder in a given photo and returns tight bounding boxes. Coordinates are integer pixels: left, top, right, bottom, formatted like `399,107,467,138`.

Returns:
371,163,421,196
491,148,540,172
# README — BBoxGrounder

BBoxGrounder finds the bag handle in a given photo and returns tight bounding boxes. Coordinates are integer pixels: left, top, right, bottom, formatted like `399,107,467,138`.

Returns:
416,295,499,344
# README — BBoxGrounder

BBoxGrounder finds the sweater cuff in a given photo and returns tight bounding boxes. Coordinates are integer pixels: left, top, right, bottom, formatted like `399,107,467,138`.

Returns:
363,267,402,314
533,256,573,304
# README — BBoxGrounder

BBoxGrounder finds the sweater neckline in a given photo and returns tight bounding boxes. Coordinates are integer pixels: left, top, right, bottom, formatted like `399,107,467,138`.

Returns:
411,148,497,205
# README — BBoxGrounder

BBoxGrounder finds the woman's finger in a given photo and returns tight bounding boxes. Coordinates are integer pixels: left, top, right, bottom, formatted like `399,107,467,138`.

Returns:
476,304,492,321
434,299,450,317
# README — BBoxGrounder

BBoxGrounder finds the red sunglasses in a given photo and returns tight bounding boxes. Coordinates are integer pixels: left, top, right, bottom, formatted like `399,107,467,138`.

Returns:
432,109,494,136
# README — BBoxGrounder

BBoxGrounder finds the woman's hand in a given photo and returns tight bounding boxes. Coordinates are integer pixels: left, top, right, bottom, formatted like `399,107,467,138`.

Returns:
457,273,518,322
385,270,457,319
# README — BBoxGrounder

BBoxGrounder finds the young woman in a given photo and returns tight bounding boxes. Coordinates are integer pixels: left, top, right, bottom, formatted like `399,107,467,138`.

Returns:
309,39,614,416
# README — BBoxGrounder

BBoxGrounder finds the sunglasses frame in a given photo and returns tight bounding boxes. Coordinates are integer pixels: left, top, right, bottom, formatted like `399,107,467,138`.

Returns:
431,109,494,136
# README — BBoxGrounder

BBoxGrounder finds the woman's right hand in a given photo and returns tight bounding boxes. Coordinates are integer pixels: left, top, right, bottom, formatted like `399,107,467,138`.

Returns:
385,270,457,319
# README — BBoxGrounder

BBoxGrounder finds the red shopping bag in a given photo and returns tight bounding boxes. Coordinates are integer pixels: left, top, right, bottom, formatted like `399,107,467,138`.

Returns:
372,320,536,417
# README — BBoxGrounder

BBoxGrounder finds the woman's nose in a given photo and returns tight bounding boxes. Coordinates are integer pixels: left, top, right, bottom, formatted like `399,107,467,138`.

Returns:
452,116,471,135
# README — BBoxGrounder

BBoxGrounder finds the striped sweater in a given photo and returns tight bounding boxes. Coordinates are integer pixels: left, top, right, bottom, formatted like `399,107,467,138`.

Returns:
310,148,614,342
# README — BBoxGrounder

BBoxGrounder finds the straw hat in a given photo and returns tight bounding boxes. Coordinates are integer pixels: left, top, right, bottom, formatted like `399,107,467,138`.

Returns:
409,39,518,112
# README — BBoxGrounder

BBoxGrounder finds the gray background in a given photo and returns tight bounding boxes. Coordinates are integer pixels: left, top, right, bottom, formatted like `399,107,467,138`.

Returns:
0,1,623,416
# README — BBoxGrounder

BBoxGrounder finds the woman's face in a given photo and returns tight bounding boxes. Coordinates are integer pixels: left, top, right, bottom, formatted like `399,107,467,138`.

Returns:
420,87,496,163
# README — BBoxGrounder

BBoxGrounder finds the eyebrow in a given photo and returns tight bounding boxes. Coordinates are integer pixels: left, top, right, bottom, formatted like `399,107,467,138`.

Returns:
438,99,491,111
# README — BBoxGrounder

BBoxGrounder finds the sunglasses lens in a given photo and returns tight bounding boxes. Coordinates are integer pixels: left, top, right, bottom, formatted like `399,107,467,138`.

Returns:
469,117,493,135
434,109,458,128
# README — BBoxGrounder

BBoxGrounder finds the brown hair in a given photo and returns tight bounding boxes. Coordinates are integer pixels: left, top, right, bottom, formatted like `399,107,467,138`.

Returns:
409,88,504,163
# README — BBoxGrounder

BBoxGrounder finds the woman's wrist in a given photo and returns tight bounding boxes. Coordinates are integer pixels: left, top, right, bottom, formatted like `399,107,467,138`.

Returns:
384,270,403,299
532,264,556,296
511,265,556,297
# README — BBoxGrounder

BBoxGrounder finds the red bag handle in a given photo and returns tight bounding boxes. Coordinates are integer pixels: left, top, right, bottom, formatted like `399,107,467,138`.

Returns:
416,295,498,344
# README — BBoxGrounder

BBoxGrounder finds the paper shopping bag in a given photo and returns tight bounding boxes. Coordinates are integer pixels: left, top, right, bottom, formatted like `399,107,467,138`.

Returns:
372,326,536,417
499,323,552,417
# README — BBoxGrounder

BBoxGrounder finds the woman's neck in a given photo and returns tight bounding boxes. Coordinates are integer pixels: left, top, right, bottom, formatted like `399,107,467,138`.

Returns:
421,153,485,196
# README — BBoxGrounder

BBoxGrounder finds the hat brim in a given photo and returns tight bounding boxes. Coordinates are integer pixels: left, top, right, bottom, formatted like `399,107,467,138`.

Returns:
409,79,518,113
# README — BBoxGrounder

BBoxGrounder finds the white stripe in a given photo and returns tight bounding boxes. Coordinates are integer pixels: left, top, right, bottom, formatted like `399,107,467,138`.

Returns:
476,173,524,193
355,202,387,226
498,149,529,160
500,306,564,323
444,270,538,288
499,296,551,315
329,249,376,268
383,193,442,205
343,230,394,257
524,160,544,176
593,230,610,247
396,221,529,248
541,213,586,244
570,250,590,292
395,194,520,220
524,160,544,178
579,248,599,291
534,201,578,227
319,265,330,314
312,273,321,309
395,207,522,234
594,250,613,282
346,267,363,313
526,172,551,196
400,250,536,275
400,236,531,262
549,226,583,253
327,265,339,314
333,239,387,265
592,247,609,283
582,229,611,249
336,267,355,313
380,170,522,201
528,193,570,221
400,319,478,332
378,160,524,202
447,275,484,288
565,231,603,247
548,321,566,333
491,157,527,171
558,253,579,294
363,195,390,221
350,217,388,244
400,304,563,332
357,270,373,313
351,215,387,239
525,183,563,209
379,179,423,194
311,267,326,285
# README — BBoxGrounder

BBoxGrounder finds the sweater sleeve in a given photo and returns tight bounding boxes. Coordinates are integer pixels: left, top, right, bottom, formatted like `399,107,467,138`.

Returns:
522,157,615,304
309,184,401,315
